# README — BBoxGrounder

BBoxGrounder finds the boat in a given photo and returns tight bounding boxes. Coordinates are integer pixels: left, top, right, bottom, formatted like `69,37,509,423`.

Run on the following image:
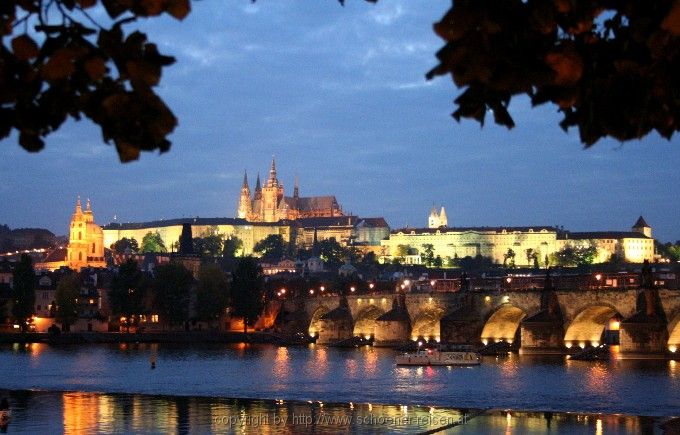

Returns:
395,346,481,366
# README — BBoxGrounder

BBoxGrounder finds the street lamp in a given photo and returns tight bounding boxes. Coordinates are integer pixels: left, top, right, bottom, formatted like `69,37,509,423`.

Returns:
350,286,356,293
309,289,314,295
369,283,375,290
320,286,325,292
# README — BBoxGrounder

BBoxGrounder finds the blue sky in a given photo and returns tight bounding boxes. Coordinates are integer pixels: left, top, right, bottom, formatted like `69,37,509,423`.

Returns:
1,1,679,242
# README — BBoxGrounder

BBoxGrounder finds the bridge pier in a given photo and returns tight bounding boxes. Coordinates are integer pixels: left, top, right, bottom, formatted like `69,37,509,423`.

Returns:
315,298,354,345
373,297,411,347
440,309,483,345
520,313,565,354
619,316,669,359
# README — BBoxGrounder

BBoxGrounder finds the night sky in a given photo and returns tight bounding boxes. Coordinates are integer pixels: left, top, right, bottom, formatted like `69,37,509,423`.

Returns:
1,1,679,241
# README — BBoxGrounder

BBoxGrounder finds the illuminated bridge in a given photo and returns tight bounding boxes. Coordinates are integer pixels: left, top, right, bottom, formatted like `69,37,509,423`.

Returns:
279,284,680,358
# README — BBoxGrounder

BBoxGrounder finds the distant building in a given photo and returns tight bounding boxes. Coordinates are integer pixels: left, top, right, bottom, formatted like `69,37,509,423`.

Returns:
381,209,655,265
237,158,343,222
36,198,106,271
428,206,448,229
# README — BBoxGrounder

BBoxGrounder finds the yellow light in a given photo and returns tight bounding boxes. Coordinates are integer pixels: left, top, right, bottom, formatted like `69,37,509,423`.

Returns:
610,320,620,331
592,341,599,347
595,273,602,281
365,335,371,340
358,298,362,303
506,277,512,284
503,295,510,303
579,342,586,349
430,280,435,287
369,283,374,289
670,345,677,353
565,342,573,349
369,298,374,304
280,288,286,294
381,298,386,304
482,339,488,345
484,296,491,303
428,297,433,303
350,287,355,292
309,289,314,295
320,286,325,291
404,279,410,286
435,336,441,343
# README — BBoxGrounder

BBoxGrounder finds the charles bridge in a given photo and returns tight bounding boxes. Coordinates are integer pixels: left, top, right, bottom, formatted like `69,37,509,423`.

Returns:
277,272,680,358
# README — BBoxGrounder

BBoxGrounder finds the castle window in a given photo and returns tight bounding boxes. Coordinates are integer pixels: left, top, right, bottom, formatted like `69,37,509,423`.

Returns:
92,243,95,253
79,252,82,261
78,232,82,240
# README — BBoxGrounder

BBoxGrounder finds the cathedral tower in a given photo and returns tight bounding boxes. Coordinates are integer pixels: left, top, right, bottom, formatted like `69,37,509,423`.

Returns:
262,157,282,222
237,171,252,219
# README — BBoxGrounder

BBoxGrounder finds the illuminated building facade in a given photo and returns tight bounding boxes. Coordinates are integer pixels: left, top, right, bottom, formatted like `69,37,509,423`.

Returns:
381,210,655,265
237,158,343,222
37,198,106,271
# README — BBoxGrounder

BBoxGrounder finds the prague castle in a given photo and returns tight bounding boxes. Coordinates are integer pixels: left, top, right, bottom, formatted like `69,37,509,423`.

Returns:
237,158,343,222
381,210,655,265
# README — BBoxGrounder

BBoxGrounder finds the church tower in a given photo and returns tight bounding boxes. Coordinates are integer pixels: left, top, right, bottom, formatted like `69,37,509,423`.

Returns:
632,216,652,238
237,171,252,219
262,157,282,222
439,206,448,228
67,197,105,271
428,206,440,228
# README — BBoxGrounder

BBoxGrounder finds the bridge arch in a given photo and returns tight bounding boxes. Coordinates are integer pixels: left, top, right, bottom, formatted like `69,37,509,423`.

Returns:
480,304,526,345
667,312,680,353
308,305,330,338
411,306,445,342
353,305,385,339
564,304,620,348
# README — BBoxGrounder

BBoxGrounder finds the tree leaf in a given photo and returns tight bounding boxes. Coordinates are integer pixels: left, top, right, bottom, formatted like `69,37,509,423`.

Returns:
12,35,39,61
42,48,76,82
84,57,107,80
166,0,191,20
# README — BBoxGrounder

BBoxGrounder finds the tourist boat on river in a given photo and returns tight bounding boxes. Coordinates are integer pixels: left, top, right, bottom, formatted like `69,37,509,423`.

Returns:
395,346,481,366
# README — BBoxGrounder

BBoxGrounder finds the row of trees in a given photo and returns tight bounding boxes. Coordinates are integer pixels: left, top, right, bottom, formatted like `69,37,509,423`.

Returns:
9,253,265,333
108,257,263,332
253,234,370,266
111,228,243,258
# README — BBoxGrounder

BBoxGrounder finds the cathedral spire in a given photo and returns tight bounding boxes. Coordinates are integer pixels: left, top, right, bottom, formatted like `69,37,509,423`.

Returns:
293,174,299,199
75,196,82,214
242,170,249,189
86,198,92,213
268,156,277,186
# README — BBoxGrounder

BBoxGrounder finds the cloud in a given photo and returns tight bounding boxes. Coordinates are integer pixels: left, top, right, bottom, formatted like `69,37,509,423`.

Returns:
368,3,404,25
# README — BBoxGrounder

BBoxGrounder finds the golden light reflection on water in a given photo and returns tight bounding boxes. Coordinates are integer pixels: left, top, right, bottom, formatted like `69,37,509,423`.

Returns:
273,347,291,381
584,363,610,394
63,392,100,435
670,359,677,379
363,347,378,376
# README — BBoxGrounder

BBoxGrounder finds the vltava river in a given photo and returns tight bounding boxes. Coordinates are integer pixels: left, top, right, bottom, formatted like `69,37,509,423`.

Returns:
0,343,677,433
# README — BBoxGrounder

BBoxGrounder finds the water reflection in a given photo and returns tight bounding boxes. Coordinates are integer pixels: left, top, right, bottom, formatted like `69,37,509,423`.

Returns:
1,390,670,435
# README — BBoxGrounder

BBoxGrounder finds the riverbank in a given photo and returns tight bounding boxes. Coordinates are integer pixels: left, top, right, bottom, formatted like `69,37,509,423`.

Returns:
0,331,286,345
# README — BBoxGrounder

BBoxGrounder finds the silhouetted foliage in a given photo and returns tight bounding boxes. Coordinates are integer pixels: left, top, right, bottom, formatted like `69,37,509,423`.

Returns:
195,264,229,326
108,259,143,330
427,0,680,145
152,263,193,326
55,273,80,329
254,234,287,262
11,254,35,327
230,256,264,334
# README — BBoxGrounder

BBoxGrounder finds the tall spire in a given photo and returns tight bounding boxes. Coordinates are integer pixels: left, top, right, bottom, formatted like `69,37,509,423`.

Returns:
268,156,277,185
86,198,92,213
75,196,82,214
242,170,249,189
293,174,299,198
